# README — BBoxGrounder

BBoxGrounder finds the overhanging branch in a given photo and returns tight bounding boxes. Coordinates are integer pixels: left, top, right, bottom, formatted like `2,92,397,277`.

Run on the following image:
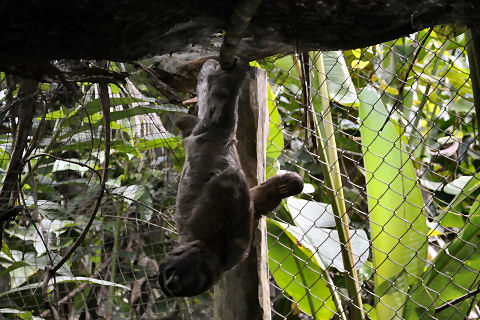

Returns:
0,0,478,65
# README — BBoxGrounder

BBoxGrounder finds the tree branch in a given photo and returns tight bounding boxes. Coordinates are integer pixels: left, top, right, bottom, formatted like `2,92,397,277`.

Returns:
1,1,477,68
219,0,263,69
0,79,38,242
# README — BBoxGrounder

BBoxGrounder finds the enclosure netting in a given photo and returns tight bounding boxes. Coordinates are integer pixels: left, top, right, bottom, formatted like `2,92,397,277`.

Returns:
0,26,479,320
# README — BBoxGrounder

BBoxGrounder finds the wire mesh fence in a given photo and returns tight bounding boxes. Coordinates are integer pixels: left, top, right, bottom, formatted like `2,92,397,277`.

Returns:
0,25,479,320
264,26,479,320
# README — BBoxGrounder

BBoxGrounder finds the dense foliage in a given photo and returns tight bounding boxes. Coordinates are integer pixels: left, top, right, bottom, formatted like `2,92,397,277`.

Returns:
0,26,479,320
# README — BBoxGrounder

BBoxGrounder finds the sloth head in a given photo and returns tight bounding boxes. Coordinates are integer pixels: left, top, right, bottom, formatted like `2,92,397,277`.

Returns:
158,241,222,297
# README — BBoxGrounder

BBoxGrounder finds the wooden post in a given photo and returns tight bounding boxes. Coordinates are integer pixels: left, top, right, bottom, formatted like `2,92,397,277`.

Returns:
213,67,271,320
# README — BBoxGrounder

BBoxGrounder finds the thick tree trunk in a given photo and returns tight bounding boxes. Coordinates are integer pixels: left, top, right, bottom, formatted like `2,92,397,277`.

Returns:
0,0,478,64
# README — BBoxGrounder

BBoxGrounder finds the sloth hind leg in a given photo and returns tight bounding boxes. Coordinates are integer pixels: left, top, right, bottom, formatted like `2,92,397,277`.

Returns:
250,172,304,218
188,168,252,268
189,168,251,239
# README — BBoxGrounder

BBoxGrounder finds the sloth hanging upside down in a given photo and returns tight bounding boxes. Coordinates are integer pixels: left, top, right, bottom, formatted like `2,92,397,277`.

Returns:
158,59,303,297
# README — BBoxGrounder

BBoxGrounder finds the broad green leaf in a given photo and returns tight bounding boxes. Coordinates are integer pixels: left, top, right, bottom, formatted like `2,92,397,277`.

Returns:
440,172,480,228
51,159,97,173
279,221,369,272
58,104,179,141
1,248,72,277
11,265,38,288
123,185,146,204
438,209,464,228
267,219,336,318
0,309,40,320
0,146,10,170
54,138,140,156
447,97,475,113
42,109,66,120
1,240,13,260
266,82,283,178
406,193,480,319
351,59,370,69
0,261,29,277
322,51,358,106
134,133,180,151
448,172,480,208
376,41,398,86
285,197,336,228
273,56,298,77
5,227,40,242
61,97,146,128
364,304,378,320
359,87,428,319
443,176,473,195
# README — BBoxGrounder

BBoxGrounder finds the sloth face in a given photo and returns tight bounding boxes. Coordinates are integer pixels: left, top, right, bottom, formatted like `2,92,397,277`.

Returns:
158,242,221,297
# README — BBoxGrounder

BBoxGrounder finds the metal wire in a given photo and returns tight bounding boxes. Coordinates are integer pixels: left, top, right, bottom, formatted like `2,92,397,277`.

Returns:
1,26,480,319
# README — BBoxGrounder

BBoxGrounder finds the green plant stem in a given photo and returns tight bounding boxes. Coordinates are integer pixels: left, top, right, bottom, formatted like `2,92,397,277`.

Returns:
106,205,122,319
292,54,350,320
313,52,365,320
320,265,347,320
292,241,318,320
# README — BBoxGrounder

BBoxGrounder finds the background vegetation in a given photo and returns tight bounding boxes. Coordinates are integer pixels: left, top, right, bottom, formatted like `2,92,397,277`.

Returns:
0,25,479,319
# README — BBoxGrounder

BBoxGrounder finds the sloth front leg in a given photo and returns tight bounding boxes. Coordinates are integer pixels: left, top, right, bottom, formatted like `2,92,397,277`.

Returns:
175,114,200,138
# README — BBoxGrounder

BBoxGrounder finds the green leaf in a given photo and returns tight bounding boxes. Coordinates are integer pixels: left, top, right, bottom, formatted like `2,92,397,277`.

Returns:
123,185,145,203
10,264,38,288
285,197,336,228
0,146,10,170
438,173,480,228
0,309,38,320
448,173,480,208
364,304,378,320
322,51,358,106
447,97,475,113
440,172,480,228
0,261,29,277
274,56,298,77
58,104,180,141
61,97,146,128
278,219,369,272
267,219,336,318
51,159,97,173
443,176,474,195
406,193,480,319
134,133,180,151
1,240,13,260
42,109,66,120
54,138,140,156
359,87,428,319
266,82,283,178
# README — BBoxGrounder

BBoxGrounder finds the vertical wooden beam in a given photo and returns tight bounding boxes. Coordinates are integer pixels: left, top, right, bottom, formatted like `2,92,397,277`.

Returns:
466,28,480,143
214,67,271,320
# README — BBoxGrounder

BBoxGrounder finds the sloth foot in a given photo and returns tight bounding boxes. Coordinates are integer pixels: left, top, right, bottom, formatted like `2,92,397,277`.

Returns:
250,172,304,217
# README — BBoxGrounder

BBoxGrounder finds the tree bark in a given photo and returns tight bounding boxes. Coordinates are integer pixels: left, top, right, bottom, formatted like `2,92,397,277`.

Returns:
0,0,478,64
213,66,270,319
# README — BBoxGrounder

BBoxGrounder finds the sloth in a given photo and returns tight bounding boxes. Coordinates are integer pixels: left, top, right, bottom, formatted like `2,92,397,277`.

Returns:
158,59,303,297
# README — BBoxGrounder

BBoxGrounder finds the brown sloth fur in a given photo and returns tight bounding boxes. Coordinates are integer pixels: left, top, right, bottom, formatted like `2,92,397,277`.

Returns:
158,60,303,297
